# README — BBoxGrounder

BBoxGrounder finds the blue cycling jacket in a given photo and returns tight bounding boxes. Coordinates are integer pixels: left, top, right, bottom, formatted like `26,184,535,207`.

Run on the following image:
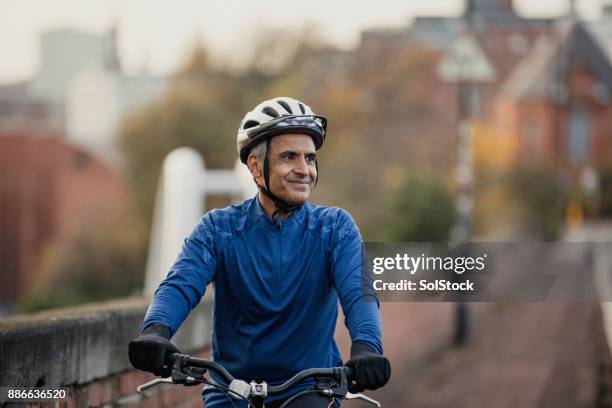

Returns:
142,196,382,406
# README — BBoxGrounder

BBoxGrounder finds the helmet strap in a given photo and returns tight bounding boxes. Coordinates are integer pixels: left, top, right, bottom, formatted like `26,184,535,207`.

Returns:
260,138,302,219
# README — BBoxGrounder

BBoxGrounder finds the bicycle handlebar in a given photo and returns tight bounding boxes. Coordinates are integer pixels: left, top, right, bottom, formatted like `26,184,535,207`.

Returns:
167,353,353,395
137,353,380,407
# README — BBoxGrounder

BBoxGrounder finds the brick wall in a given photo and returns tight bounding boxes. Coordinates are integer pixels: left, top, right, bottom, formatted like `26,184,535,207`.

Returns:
0,297,211,408
43,352,209,408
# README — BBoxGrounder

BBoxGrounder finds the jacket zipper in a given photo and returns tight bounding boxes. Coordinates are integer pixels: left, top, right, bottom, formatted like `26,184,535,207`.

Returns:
278,221,283,290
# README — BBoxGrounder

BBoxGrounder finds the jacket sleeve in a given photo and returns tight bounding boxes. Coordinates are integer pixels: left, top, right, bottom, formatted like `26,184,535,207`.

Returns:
330,209,383,355
141,213,217,337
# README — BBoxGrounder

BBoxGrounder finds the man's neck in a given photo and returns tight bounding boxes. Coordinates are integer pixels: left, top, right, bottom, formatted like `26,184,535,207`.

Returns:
257,192,292,220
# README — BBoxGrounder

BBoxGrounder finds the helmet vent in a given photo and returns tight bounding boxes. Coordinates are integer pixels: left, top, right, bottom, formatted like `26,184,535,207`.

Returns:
243,120,260,129
277,100,292,114
298,103,306,114
263,107,279,118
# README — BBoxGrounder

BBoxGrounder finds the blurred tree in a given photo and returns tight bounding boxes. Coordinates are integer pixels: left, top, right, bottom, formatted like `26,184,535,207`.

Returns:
17,214,147,313
509,162,567,240
118,43,263,225
176,40,210,78
119,86,239,223
319,46,459,240
246,23,325,76
381,172,454,241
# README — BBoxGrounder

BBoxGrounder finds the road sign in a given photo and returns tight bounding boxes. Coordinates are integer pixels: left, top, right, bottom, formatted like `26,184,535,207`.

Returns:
437,33,495,83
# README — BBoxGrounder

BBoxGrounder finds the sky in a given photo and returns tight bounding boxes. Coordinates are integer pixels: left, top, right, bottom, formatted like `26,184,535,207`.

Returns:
0,0,607,85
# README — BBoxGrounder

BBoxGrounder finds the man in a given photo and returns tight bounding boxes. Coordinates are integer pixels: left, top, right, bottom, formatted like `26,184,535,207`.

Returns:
129,97,391,407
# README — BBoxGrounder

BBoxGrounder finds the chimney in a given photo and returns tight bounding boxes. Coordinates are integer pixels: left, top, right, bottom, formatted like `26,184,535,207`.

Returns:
464,0,516,18
568,0,578,19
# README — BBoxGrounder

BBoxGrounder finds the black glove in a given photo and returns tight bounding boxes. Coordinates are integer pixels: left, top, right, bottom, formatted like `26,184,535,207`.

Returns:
128,324,180,377
344,342,391,393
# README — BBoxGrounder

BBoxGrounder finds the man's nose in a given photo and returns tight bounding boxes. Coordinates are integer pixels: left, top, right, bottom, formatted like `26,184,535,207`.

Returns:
294,156,309,175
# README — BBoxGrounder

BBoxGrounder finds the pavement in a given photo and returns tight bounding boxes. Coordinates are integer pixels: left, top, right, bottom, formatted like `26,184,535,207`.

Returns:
361,302,608,408
342,222,612,408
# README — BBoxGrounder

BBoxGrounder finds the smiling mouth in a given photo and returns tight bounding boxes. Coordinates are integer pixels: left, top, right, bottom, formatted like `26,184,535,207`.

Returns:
288,180,310,189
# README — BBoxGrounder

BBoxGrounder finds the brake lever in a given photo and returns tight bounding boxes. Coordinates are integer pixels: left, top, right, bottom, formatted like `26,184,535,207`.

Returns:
137,354,205,393
320,368,381,407
137,377,173,393
346,392,381,407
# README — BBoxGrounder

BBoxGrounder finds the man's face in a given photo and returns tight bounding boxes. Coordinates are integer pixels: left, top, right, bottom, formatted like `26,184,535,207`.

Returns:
251,134,318,205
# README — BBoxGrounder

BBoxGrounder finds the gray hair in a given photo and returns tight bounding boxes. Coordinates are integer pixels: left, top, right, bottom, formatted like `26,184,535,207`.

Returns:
249,140,267,163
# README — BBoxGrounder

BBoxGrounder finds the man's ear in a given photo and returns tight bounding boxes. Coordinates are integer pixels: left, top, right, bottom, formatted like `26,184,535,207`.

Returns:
247,155,262,179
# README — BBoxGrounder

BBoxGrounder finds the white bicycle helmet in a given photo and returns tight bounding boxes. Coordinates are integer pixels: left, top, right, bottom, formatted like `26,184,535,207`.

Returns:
237,97,327,164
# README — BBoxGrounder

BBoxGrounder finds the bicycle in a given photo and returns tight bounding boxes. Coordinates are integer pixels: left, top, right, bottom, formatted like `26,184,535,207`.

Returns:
137,353,381,408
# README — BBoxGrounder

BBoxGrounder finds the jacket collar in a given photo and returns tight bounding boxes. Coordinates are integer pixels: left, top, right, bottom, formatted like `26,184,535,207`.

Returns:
247,195,307,227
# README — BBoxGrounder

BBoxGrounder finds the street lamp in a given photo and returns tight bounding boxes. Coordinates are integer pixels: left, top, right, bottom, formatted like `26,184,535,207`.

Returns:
437,31,495,345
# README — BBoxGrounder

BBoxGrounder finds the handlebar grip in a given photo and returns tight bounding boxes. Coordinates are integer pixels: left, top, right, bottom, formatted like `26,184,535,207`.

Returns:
166,353,235,384
167,352,180,365
343,366,354,380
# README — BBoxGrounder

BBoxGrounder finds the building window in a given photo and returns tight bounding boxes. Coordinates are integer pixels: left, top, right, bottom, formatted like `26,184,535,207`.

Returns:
567,103,591,164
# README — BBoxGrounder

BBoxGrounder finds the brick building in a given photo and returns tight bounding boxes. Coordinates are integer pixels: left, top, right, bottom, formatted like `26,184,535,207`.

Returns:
362,1,612,198
361,0,554,119
496,20,612,180
0,135,125,314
